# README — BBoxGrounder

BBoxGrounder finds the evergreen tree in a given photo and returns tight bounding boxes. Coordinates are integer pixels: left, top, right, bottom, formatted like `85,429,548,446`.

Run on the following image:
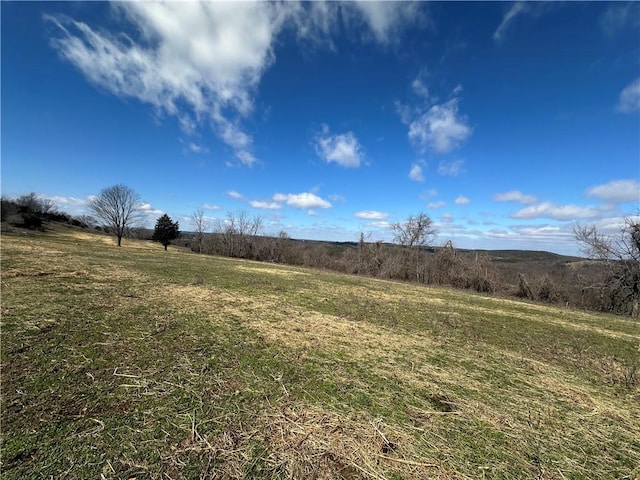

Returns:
152,214,180,250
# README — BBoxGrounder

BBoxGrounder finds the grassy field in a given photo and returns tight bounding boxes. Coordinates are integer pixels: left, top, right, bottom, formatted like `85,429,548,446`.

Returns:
2,227,639,479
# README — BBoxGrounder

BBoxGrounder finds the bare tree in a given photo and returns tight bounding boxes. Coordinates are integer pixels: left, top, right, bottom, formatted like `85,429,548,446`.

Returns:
88,184,142,247
390,212,436,281
574,215,640,317
357,232,386,276
390,212,436,249
190,208,210,254
215,210,264,258
271,230,291,264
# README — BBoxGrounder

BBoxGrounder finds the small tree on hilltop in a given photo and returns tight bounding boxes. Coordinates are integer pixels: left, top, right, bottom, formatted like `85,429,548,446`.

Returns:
89,184,142,247
153,214,180,251
390,212,436,282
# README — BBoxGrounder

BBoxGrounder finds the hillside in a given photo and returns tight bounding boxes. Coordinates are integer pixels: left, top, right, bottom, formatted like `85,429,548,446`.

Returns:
1,228,639,479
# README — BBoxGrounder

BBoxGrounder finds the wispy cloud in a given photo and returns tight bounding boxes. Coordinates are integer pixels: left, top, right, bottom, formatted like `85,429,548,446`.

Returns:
600,2,640,37
315,124,364,168
439,213,454,224
617,77,640,113
455,195,470,205
41,195,88,207
203,203,221,211
355,210,388,220
493,2,553,43
45,3,284,166
510,202,604,221
250,200,282,210
273,192,331,209
586,179,640,203
350,1,423,44
493,2,528,42
420,189,438,200
494,190,538,204
408,163,425,182
226,190,244,199
484,224,574,249
427,201,446,210
188,142,209,154
369,220,391,229
411,69,430,99
437,159,464,176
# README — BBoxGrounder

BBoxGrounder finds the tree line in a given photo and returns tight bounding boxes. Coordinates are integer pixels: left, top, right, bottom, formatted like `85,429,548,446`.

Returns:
3,184,638,318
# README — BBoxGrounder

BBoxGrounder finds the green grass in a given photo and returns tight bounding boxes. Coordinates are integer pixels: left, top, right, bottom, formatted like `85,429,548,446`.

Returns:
2,227,639,479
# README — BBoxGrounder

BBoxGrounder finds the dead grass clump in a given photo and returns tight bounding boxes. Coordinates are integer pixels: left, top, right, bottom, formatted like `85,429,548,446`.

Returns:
163,404,440,480
428,394,457,412
256,404,438,480
598,356,640,389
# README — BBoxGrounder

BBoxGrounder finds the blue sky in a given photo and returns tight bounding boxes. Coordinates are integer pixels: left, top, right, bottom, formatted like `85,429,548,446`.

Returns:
2,1,639,255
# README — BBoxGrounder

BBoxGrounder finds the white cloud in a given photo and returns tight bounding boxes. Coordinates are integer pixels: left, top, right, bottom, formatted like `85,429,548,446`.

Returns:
203,203,221,211
250,200,282,210
236,151,257,167
188,142,209,154
42,195,88,207
600,3,640,37
46,3,285,167
510,202,603,221
411,70,430,99
328,194,346,202
483,224,575,250
370,220,391,229
139,202,164,216
493,2,553,43
427,201,446,210
286,1,422,48
494,190,538,204
395,101,413,125
307,210,321,216
586,179,640,203
34,194,89,217
355,210,388,220
617,77,640,113
437,159,464,176
226,190,244,199
273,192,331,209
407,98,471,154
420,189,438,200
590,215,640,236
493,2,528,42
440,213,454,224
455,195,470,205
315,124,364,168
350,1,422,44
284,2,338,50
408,163,425,182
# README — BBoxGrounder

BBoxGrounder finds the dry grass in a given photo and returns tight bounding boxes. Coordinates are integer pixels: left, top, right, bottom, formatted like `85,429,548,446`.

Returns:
2,228,639,479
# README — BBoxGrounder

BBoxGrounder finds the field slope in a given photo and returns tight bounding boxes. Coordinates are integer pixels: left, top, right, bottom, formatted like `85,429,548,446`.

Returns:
2,229,639,479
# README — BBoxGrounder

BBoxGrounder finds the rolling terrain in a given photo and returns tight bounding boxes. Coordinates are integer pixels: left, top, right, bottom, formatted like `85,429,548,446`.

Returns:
1,228,639,479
